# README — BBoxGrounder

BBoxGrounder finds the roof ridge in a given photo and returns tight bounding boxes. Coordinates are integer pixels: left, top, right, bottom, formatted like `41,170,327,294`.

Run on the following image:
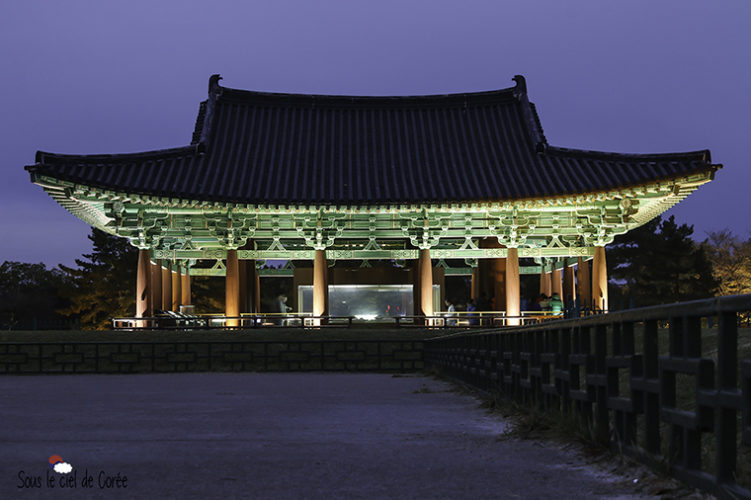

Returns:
190,100,208,145
32,144,201,166
543,146,713,164
509,75,547,152
206,73,523,104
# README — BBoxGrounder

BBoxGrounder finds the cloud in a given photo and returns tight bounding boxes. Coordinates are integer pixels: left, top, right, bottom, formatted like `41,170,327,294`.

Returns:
53,462,72,474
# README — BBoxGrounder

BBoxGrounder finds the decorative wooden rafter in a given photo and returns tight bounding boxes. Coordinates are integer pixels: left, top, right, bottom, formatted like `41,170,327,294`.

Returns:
30,170,714,262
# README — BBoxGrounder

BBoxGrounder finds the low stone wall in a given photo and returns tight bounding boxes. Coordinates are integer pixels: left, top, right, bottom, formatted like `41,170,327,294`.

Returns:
0,340,424,373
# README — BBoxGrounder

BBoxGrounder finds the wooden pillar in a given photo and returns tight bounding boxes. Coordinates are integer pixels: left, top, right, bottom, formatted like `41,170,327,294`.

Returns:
238,260,247,313
136,249,150,318
539,263,552,297
239,241,258,314
413,259,422,316
577,257,591,310
162,261,172,311
419,249,434,322
181,267,191,306
592,246,608,312
539,269,547,296
552,266,564,306
470,266,480,300
476,238,502,309
171,266,181,311
225,250,240,327
150,260,162,313
492,258,506,311
313,249,329,324
565,264,576,305
251,263,260,313
506,248,520,326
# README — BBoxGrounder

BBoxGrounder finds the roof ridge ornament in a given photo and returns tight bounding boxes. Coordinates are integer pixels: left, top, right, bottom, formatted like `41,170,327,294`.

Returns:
199,75,224,150
512,75,527,99
511,74,546,151
209,74,223,95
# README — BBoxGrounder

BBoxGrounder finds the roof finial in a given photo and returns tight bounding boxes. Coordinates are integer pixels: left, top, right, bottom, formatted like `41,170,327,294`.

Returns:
512,75,527,96
209,74,223,94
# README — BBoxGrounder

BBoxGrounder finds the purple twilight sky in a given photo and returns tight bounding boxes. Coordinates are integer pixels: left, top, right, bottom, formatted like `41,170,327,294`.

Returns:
2,1,749,268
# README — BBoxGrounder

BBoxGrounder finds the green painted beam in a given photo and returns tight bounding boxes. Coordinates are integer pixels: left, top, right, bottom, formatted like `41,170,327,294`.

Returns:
33,173,714,260
520,266,542,275
193,265,561,278
154,246,596,261
189,268,223,277
443,268,472,276
191,267,296,277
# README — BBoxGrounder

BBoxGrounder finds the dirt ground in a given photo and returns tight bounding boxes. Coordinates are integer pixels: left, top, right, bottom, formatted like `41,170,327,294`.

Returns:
0,373,707,499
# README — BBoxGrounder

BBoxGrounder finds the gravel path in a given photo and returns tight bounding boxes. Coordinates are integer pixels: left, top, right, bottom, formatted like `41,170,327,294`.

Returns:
0,373,647,499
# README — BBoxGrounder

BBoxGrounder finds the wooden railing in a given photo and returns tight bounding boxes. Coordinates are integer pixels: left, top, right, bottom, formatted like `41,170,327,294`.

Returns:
424,295,751,499
111,310,567,330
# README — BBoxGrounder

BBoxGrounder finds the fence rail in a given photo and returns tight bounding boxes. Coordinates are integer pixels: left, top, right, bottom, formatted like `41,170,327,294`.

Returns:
110,310,567,330
424,295,751,499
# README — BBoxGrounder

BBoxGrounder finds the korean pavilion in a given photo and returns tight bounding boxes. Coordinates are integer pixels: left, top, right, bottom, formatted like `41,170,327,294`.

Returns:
26,75,719,326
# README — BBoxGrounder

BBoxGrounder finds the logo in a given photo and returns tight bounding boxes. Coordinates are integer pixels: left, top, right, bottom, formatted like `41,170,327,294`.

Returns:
16,456,128,489
48,455,72,474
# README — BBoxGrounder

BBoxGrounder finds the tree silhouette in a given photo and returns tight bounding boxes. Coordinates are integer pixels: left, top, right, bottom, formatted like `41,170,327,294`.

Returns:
703,230,751,296
0,261,71,329
608,215,716,308
59,229,138,329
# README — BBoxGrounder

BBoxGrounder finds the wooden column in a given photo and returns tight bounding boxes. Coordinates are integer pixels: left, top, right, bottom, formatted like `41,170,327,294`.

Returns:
249,262,260,313
162,262,172,311
492,258,507,311
577,257,591,310
470,266,480,300
539,270,547,296
239,241,258,314
478,238,503,309
539,266,552,297
505,248,520,326
225,250,240,327
136,249,150,318
592,246,608,312
181,268,191,306
150,260,162,313
552,266,564,306
412,259,422,316
419,249,434,320
238,260,247,313
171,266,181,311
565,265,576,305
313,249,329,324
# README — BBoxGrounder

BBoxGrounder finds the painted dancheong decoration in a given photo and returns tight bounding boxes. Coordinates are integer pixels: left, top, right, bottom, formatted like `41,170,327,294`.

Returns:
26,75,719,324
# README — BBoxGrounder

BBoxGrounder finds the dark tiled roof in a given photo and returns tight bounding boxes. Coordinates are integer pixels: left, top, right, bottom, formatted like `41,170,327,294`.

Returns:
27,75,717,205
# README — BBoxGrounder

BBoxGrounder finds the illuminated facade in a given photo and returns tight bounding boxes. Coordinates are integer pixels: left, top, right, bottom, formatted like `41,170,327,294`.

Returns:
27,75,719,324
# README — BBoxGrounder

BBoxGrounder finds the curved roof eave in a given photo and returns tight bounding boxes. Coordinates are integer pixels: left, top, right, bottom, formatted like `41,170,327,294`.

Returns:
26,74,718,206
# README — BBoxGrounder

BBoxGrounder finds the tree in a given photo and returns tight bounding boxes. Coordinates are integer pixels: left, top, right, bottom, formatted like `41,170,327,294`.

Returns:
702,230,751,296
190,275,224,313
0,261,72,329
607,215,717,307
59,229,138,329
